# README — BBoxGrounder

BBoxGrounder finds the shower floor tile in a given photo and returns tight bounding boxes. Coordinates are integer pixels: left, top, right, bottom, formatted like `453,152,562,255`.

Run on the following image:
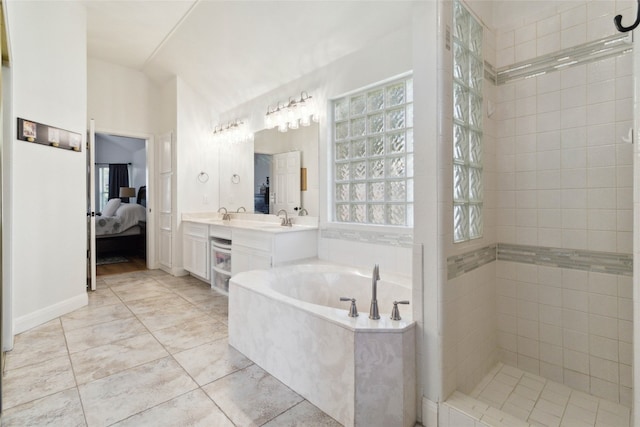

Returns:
456,363,631,427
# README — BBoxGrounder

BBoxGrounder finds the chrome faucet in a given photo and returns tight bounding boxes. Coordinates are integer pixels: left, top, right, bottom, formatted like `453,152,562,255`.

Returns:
236,206,246,213
369,264,380,320
298,207,308,216
218,207,231,221
277,209,292,226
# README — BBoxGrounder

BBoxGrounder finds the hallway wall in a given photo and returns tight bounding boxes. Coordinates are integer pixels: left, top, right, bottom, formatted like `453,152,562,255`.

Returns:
6,1,88,333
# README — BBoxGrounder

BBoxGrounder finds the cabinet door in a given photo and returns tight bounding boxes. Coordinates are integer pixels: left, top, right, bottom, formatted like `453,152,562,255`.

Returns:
182,235,195,273
232,245,271,276
191,237,210,279
182,234,209,280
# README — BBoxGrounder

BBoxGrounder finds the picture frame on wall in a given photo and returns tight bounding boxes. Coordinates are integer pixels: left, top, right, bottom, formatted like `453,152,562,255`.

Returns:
17,117,82,152
22,120,36,140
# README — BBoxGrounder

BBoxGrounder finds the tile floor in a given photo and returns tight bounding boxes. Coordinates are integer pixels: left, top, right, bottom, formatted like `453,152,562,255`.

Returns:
0,270,343,426
449,362,632,427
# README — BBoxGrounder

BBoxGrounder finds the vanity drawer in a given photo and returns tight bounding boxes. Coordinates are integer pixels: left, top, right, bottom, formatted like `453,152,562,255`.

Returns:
232,229,272,252
209,225,232,240
183,222,209,238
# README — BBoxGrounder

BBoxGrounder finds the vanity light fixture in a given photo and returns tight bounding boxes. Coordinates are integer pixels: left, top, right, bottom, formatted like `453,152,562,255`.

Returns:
212,119,252,143
264,91,318,133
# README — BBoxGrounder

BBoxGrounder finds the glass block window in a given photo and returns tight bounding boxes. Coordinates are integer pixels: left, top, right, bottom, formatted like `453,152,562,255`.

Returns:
453,1,483,243
332,75,413,226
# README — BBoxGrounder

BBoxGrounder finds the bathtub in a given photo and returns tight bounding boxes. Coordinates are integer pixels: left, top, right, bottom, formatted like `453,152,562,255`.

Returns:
228,263,416,427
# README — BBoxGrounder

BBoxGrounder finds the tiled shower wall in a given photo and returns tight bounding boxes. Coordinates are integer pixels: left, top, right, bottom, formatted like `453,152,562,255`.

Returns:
494,4,633,252
495,261,633,406
492,1,634,406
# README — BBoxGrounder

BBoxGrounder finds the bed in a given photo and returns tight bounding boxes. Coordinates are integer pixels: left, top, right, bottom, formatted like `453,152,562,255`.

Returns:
96,187,147,257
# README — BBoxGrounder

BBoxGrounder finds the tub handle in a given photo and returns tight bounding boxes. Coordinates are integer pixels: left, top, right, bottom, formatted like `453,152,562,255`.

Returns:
340,297,359,317
391,300,410,321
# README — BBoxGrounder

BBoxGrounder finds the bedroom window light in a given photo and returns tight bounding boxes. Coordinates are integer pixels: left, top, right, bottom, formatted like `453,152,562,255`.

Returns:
331,74,413,227
453,0,483,243
97,165,110,212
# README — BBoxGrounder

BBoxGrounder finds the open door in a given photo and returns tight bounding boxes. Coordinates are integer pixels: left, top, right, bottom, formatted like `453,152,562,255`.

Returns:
271,151,301,214
87,119,96,291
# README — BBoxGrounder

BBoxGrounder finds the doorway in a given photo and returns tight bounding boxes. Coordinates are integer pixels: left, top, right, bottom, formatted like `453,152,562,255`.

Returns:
254,153,270,214
253,151,301,215
93,133,148,276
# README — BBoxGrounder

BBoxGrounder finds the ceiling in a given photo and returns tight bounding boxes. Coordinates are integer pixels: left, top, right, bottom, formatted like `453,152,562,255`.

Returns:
96,133,145,152
84,0,416,115
84,1,567,115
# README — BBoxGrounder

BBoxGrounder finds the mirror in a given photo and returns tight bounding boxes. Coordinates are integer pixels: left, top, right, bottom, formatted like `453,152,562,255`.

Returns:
253,122,319,216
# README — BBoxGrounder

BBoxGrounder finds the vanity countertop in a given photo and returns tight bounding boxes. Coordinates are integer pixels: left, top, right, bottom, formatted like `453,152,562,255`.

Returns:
182,212,318,234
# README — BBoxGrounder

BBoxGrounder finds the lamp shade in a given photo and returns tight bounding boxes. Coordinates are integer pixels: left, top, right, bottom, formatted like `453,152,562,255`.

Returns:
119,187,136,198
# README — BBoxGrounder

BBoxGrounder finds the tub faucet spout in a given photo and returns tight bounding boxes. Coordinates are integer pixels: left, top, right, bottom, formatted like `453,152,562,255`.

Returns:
369,264,380,320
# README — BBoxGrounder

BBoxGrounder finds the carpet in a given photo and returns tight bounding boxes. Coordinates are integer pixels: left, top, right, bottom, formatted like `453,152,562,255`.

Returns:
96,255,129,266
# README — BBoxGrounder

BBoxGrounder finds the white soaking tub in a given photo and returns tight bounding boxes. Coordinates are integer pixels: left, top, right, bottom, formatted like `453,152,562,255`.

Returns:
228,263,416,427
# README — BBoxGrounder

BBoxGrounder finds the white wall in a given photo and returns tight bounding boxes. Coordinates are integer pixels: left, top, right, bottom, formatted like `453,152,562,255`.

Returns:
88,58,159,136
174,76,218,272
6,0,88,333
412,1,445,414
2,64,13,349
176,77,217,214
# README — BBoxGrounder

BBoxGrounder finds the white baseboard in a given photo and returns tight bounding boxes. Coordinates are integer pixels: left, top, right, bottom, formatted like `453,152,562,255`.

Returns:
422,396,438,427
172,267,188,277
14,292,88,335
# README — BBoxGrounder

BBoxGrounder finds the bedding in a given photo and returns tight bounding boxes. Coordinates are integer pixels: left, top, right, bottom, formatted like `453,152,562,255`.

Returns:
102,198,121,217
96,203,146,236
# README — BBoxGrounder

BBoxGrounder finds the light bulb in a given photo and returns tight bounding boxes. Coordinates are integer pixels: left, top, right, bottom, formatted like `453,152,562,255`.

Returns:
289,116,299,130
298,100,309,126
265,113,274,129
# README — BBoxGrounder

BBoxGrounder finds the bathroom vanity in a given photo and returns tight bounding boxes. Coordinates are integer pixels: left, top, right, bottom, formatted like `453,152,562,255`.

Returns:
182,214,318,292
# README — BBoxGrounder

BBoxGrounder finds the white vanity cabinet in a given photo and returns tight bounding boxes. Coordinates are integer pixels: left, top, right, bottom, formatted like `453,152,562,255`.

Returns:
231,228,317,276
182,222,210,280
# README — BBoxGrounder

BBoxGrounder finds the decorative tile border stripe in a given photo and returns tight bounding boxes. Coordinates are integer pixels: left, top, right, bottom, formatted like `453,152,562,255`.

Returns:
447,245,497,280
497,244,633,277
320,228,413,248
446,244,633,279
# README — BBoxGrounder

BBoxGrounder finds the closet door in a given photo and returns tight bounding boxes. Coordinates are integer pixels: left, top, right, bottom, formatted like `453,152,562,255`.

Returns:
158,132,172,269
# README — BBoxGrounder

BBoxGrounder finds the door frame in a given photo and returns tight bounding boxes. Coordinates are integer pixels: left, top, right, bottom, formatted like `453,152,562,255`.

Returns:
92,127,157,270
